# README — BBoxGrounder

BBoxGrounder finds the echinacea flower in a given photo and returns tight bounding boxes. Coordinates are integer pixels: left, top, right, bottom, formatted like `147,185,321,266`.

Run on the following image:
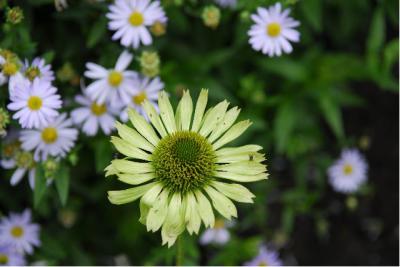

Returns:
106,89,267,247
248,3,300,57
20,113,78,161
119,76,163,122
107,0,167,49
84,50,138,107
244,245,282,266
71,84,120,136
0,245,26,266
0,209,40,255
7,78,62,129
22,57,55,83
328,148,368,193
199,219,233,245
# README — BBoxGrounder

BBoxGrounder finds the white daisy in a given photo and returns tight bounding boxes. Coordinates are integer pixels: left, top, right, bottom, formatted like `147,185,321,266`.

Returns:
199,219,232,245
20,113,78,161
22,57,55,83
107,0,167,49
328,148,368,193
248,3,300,57
84,50,139,107
214,0,236,8
7,78,62,129
0,209,40,255
71,87,120,136
119,76,163,122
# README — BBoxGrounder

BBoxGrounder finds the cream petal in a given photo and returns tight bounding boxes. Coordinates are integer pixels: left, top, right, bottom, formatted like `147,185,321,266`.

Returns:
184,192,201,235
128,108,160,146
142,100,167,137
115,122,155,152
176,90,193,131
107,182,156,205
216,161,266,175
208,106,240,143
158,91,177,134
199,100,229,138
211,181,255,203
215,171,268,182
217,152,265,164
212,120,252,150
191,89,208,132
161,193,186,247
216,144,263,157
204,185,237,220
111,136,151,161
146,189,169,232
111,159,153,174
194,190,215,228
116,172,155,185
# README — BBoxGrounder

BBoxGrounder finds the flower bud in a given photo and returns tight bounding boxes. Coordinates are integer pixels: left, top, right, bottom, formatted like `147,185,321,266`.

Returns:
202,5,221,29
140,51,160,78
6,7,24,25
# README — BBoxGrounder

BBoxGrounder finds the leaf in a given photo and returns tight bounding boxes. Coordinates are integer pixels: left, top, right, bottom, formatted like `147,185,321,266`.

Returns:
87,16,108,48
34,165,47,209
274,102,297,153
300,0,322,32
55,165,70,206
94,139,112,174
366,7,385,54
319,93,344,139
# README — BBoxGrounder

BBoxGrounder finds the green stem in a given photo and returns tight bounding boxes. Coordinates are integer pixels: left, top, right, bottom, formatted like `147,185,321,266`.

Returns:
176,235,184,266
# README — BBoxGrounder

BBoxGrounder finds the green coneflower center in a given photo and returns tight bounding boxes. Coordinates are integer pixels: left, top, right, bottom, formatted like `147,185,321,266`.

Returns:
266,22,281,37
152,131,216,193
25,66,41,81
10,226,24,238
129,11,144,26
0,254,8,264
343,164,353,175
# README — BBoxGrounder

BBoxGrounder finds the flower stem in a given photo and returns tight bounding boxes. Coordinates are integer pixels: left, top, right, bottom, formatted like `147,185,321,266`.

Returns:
176,235,184,266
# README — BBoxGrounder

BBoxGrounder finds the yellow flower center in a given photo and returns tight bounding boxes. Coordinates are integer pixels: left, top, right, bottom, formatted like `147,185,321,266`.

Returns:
10,226,24,238
42,127,58,144
25,66,41,81
2,62,18,75
108,71,123,87
0,254,8,264
343,164,353,175
214,219,225,229
258,260,268,266
27,96,43,110
129,11,144,26
133,91,147,105
266,22,281,37
91,102,107,116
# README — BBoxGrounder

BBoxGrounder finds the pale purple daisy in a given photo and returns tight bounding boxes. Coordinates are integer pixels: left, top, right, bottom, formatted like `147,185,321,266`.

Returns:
244,245,283,266
328,148,368,193
107,0,167,49
214,0,236,8
84,50,139,107
7,78,62,129
0,245,26,266
199,219,233,245
248,3,300,57
0,209,40,255
119,75,163,122
20,113,78,161
71,85,120,136
22,57,55,83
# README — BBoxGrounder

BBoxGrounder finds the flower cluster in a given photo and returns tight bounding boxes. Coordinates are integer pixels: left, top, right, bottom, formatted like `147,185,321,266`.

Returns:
0,210,40,266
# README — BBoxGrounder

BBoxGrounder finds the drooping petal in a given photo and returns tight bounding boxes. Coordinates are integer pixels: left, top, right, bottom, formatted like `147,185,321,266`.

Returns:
107,182,156,204
204,186,237,220
146,189,169,232
161,193,186,247
184,192,201,235
211,181,255,203
194,190,215,228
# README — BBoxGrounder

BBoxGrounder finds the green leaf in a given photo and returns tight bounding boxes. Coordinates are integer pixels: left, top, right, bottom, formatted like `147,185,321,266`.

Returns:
94,139,113,173
55,165,70,206
42,50,55,63
367,7,385,54
274,102,297,153
34,165,47,209
87,16,108,48
300,0,322,32
319,93,344,139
